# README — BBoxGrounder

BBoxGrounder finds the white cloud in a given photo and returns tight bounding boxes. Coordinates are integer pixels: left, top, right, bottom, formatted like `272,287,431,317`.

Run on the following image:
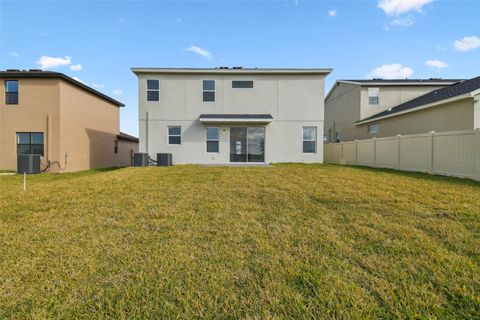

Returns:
112,89,123,96
378,0,434,16
367,63,414,79
36,55,71,69
328,9,337,17
92,83,105,89
389,15,414,27
426,59,448,68
185,45,213,60
72,77,85,84
453,36,480,52
70,64,82,71
9,51,19,58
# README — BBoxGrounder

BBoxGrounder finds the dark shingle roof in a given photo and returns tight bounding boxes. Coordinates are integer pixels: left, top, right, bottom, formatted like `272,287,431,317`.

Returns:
359,76,480,123
343,79,463,84
117,132,139,142
0,70,124,107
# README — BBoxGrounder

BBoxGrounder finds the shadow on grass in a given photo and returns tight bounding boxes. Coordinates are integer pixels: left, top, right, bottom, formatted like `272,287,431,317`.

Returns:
327,163,480,187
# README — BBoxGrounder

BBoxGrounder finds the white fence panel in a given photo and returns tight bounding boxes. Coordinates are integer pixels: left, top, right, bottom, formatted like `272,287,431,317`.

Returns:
324,129,480,182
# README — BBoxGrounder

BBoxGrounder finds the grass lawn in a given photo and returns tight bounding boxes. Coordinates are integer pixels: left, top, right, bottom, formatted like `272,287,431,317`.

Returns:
0,164,479,319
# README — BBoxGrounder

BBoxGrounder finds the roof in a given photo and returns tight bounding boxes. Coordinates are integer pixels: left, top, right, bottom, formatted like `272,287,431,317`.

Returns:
199,114,273,123
117,132,139,142
356,76,480,125
325,78,463,101
0,70,124,107
131,67,332,75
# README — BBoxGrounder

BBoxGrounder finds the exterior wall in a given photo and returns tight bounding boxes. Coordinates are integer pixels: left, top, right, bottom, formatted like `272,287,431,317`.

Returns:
324,83,361,142
59,81,122,172
324,129,480,182
357,98,474,140
359,85,447,120
474,93,480,129
138,73,325,164
0,78,61,171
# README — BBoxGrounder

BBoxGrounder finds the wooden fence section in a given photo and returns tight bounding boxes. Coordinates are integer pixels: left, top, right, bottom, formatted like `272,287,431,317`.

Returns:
324,129,480,181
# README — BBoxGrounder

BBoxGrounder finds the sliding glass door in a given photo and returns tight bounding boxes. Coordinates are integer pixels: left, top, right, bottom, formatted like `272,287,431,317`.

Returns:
230,127,265,163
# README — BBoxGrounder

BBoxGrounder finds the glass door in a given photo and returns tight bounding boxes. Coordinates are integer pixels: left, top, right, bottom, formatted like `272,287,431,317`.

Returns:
230,127,265,163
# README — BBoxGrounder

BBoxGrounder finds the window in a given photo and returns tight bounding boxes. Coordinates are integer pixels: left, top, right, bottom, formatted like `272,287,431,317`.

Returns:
17,132,44,156
368,124,380,134
114,140,118,154
6,80,18,104
232,80,253,88
303,127,317,153
147,79,159,101
203,80,215,102
368,87,379,105
206,127,219,153
168,126,181,145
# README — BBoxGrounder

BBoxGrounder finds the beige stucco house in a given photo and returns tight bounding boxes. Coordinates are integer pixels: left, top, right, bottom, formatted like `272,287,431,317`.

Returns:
324,78,462,142
132,67,331,164
354,76,480,137
0,70,138,172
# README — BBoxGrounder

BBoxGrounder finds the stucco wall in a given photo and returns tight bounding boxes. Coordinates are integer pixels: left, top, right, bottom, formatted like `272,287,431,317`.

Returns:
0,78,61,171
356,98,474,140
138,72,326,163
59,80,122,172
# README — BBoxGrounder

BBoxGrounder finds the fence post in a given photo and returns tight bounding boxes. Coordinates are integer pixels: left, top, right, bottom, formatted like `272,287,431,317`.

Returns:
475,129,480,181
396,135,401,170
429,131,435,174
354,140,358,165
373,137,377,167
341,142,344,165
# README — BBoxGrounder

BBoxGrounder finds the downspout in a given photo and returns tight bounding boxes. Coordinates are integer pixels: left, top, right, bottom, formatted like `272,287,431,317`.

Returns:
474,94,480,129
145,111,149,154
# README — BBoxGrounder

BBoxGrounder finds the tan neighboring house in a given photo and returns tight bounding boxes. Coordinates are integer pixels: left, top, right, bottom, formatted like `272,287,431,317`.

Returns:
324,78,462,142
355,76,480,137
0,70,138,172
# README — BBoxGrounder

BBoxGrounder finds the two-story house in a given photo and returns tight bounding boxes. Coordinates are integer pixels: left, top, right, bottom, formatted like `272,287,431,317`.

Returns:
0,70,138,172
132,67,331,164
324,78,462,142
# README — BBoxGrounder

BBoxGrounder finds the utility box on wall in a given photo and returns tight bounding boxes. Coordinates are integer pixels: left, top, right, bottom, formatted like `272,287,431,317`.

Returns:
17,154,41,174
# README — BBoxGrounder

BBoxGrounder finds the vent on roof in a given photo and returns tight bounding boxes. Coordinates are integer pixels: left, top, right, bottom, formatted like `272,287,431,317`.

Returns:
232,66,243,69
372,78,383,80
219,66,229,69
429,78,442,80
6,69,20,72
29,69,42,72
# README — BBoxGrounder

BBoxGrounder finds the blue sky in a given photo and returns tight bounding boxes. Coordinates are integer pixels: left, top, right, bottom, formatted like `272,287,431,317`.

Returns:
1,0,479,136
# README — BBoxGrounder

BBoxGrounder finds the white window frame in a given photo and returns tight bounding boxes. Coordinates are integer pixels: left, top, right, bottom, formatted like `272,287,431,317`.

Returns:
302,126,317,154
368,87,379,105
202,80,215,102
205,127,219,154
146,79,160,102
368,124,380,134
167,126,181,145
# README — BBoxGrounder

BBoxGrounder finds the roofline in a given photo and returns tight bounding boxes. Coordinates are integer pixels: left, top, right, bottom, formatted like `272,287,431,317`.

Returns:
0,71,124,107
117,133,139,142
355,93,474,126
325,79,463,101
131,67,332,75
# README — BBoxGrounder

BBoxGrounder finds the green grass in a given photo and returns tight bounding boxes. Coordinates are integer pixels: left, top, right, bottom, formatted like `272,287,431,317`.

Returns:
0,164,479,319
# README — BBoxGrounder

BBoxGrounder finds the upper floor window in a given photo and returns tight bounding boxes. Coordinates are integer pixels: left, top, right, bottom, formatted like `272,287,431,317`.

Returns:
168,126,181,145
302,127,317,153
17,132,44,156
368,124,380,134
6,80,18,104
203,80,215,102
147,79,159,101
368,87,379,105
206,127,219,153
232,80,253,88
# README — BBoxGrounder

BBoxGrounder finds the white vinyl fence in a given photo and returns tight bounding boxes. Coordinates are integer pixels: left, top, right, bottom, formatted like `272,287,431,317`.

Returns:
324,129,480,181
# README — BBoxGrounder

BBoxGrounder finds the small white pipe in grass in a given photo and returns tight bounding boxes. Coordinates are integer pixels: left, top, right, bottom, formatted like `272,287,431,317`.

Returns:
23,172,26,192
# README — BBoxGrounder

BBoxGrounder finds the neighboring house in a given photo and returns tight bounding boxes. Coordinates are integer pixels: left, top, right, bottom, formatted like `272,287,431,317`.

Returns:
324,78,462,142
132,67,331,164
355,76,480,137
0,70,139,172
